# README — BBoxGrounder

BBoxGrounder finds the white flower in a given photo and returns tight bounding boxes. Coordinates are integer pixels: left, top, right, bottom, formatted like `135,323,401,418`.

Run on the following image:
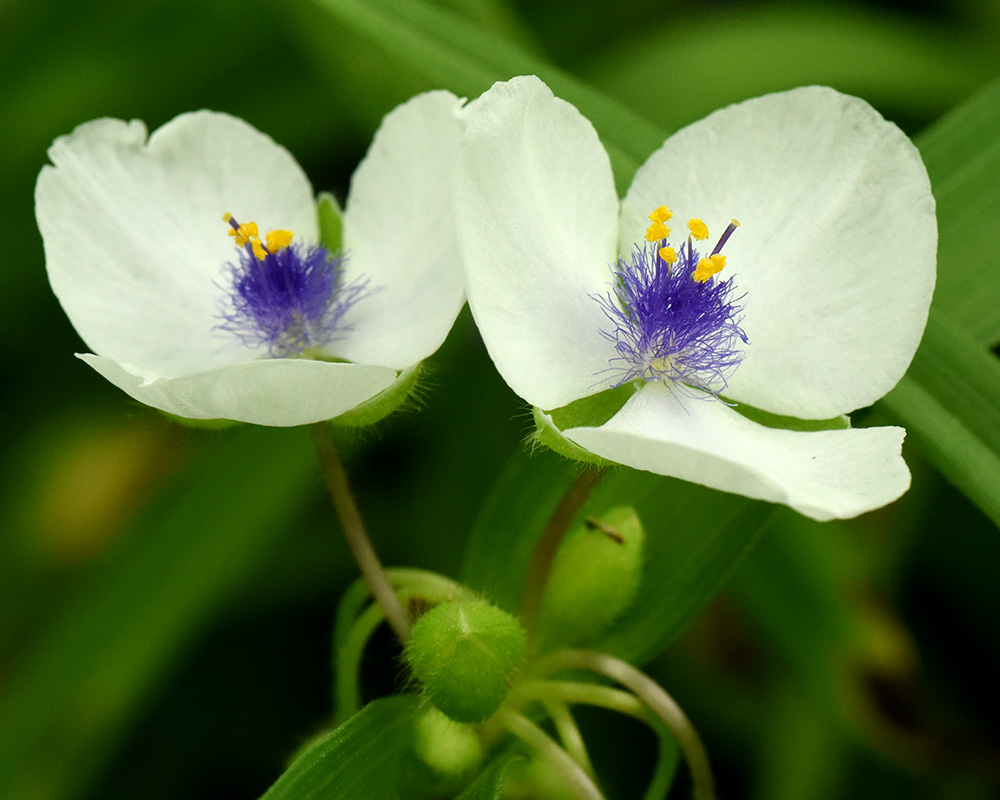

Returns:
456,76,936,520
37,92,467,426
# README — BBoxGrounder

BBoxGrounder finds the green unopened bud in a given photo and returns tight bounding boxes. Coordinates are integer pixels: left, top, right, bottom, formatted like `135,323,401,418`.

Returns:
412,705,484,778
537,506,645,648
407,600,527,723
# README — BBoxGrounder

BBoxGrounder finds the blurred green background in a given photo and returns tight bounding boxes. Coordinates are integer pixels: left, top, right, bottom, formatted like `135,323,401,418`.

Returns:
2,0,1000,798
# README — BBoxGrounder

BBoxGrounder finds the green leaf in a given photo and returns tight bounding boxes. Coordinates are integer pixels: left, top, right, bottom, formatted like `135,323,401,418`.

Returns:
880,371,1000,529
259,696,418,800
875,308,1000,529
0,426,318,800
308,0,662,190
916,75,1000,346
585,4,985,137
462,448,771,664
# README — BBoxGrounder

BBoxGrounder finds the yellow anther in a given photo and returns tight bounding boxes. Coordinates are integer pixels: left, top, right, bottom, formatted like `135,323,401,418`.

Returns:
648,205,673,224
687,218,709,241
645,222,670,241
265,229,294,253
250,237,268,261
222,212,233,223
693,254,726,283
658,246,678,264
229,221,259,247
731,218,740,227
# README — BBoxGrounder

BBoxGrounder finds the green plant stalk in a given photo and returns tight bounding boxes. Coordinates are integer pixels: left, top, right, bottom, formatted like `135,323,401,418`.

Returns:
312,423,411,642
542,699,596,777
535,650,715,800
496,709,607,800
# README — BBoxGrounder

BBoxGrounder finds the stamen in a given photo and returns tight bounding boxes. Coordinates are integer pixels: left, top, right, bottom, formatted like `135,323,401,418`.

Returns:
266,229,294,253
593,206,748,397
658,246,678,265
645,222,670,241
648,206,673,224
687,218,709,241
217,214,368,358
693,254,726,283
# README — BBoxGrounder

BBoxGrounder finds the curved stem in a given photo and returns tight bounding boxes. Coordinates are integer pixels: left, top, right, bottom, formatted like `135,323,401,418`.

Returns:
520,467,605,639
534,650,716,800
334,598,389,724
542,699,595,778
386,567,471,603
497,710,607,800
312,423,410,642
514,679,647,720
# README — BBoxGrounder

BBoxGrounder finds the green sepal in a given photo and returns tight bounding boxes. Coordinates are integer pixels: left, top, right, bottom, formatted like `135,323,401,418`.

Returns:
728,400,851,432
537,505,645,650
317,192,344,253
531,383,637,465
157,410,242,430
331,364,422,427
407,600,527,723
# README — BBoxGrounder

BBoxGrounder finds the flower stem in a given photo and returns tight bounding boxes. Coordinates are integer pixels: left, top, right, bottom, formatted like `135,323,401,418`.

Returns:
542,699,596,777
497,710,607,800
535,650,716,800
520,467,604,640
311,423,410,642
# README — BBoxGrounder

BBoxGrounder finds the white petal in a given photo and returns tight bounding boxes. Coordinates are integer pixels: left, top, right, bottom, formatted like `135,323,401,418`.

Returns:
624,86,936,418
455,76,621,410
336,91,468,369
79,355,397,426
565,383,910,520
37,111,318,376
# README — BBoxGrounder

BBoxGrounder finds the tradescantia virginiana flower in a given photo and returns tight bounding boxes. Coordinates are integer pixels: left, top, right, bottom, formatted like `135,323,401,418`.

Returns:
456,76,936,520
36,92,466,426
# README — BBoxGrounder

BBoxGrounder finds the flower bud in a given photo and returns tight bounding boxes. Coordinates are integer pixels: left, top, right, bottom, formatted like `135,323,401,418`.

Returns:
412,705,484,779
537,506,644,648
407,600,527,723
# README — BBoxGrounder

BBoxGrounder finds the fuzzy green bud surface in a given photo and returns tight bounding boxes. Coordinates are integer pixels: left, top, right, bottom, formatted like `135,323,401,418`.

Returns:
537,505,645,648
412,705,484,778
407,600,527,723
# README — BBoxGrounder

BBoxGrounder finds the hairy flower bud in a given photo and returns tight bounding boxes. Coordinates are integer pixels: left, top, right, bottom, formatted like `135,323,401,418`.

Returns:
407,600,527,723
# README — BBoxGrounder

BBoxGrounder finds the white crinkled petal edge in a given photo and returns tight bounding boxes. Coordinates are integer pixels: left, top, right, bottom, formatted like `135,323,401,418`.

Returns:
562,383,910,521
623,86,936,419
80,355,398,427
455,75,622,411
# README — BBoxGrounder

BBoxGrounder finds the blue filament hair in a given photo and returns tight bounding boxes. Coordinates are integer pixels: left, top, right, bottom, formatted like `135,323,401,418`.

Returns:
595,239,748,396
217,217,367,358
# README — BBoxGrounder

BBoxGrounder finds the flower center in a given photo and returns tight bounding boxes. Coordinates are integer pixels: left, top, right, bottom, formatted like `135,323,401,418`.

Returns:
594,205,748,396
216,213,366,358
